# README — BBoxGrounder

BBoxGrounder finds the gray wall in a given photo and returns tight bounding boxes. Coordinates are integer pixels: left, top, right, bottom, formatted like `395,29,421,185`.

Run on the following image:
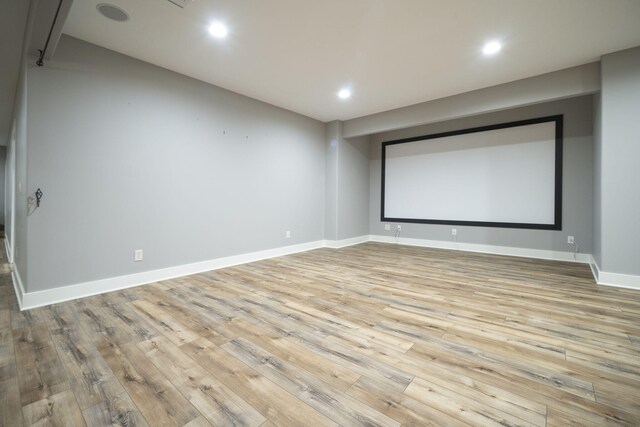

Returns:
12,60,29,284
337,135,370,240
598,46,640,276
325,121,370,241
5,125,15,248
25,35,326,292
370,96,594,253
0,0,30,148
592,93,602,267
325,121,339,240
0,146,6,224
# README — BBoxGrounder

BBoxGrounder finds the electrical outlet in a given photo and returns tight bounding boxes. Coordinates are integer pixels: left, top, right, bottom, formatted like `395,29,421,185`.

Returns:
396,225,401,231
568,236,575,244
451,228,457,236
134,249,143,262
384,224,391,231
286,230,291,238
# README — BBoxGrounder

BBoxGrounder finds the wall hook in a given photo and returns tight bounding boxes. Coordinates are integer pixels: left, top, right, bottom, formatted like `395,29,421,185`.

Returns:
35,188,43,207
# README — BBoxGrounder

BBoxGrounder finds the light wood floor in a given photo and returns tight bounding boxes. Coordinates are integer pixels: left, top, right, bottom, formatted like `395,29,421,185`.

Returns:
1,242,640,426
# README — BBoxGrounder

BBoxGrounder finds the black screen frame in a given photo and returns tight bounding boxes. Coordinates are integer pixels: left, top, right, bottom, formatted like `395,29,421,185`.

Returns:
380,115,563,230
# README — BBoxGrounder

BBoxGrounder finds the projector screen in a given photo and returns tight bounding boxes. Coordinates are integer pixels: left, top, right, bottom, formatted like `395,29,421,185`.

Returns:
381,116,563,229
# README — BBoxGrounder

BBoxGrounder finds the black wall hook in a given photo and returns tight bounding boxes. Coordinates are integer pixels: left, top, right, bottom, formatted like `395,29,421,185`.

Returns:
35,188,43,207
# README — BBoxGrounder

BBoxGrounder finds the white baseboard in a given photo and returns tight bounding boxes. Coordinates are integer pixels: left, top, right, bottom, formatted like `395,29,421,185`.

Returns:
18,240,325,311
11,264,25,309
4,237,23,308
589,256,640,290
12,234,638,311
324,235,370,249
597,272,640,290
4,236,13,263
372,236,640,290
589,256,600,282
369,235,593,263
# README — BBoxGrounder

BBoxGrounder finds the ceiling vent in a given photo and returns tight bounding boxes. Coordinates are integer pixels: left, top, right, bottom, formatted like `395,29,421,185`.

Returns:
96,4,129,22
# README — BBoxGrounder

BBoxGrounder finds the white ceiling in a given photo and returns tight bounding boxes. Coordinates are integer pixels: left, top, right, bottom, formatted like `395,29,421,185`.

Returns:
63,0,640,122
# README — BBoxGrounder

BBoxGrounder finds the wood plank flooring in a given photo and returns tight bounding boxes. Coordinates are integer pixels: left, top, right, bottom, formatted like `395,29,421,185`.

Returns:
1,241,640,426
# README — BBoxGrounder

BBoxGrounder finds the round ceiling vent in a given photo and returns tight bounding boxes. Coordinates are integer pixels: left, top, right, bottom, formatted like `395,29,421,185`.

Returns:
96,3,129,22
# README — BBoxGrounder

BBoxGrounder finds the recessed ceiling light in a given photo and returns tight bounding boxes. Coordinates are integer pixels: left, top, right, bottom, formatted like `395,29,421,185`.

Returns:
338,88,352,100
96,3,129,22
482,41,502,55
208,21,228,39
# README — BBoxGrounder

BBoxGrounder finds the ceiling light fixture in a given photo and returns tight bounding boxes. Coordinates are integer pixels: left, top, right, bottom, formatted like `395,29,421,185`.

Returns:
208,21,229,39
482,40,502,55
338,88,352,100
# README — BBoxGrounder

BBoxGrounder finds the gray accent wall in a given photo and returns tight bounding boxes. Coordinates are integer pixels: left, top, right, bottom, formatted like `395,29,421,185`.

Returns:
370,96,595,253
325,121,370,241
5,125,15,248
0,0,30,148
598,46,640,276
13,61,29,287
592,93,602,267
24,35,326,292
337,135,370,240
325,121,339,240
0,146,6,224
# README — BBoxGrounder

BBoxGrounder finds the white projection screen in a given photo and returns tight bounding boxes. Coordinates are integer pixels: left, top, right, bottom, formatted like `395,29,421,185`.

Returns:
381,116,563,229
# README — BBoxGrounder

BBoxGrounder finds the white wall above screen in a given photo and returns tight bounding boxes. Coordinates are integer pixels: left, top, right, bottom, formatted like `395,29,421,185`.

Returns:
382,117,562,229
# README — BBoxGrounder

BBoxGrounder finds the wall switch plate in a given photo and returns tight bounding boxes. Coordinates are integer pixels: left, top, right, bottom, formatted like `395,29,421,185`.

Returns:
384,224,391,231
452,228,457,236
568,236,575,244
134,249,143,261
286,230,291,238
